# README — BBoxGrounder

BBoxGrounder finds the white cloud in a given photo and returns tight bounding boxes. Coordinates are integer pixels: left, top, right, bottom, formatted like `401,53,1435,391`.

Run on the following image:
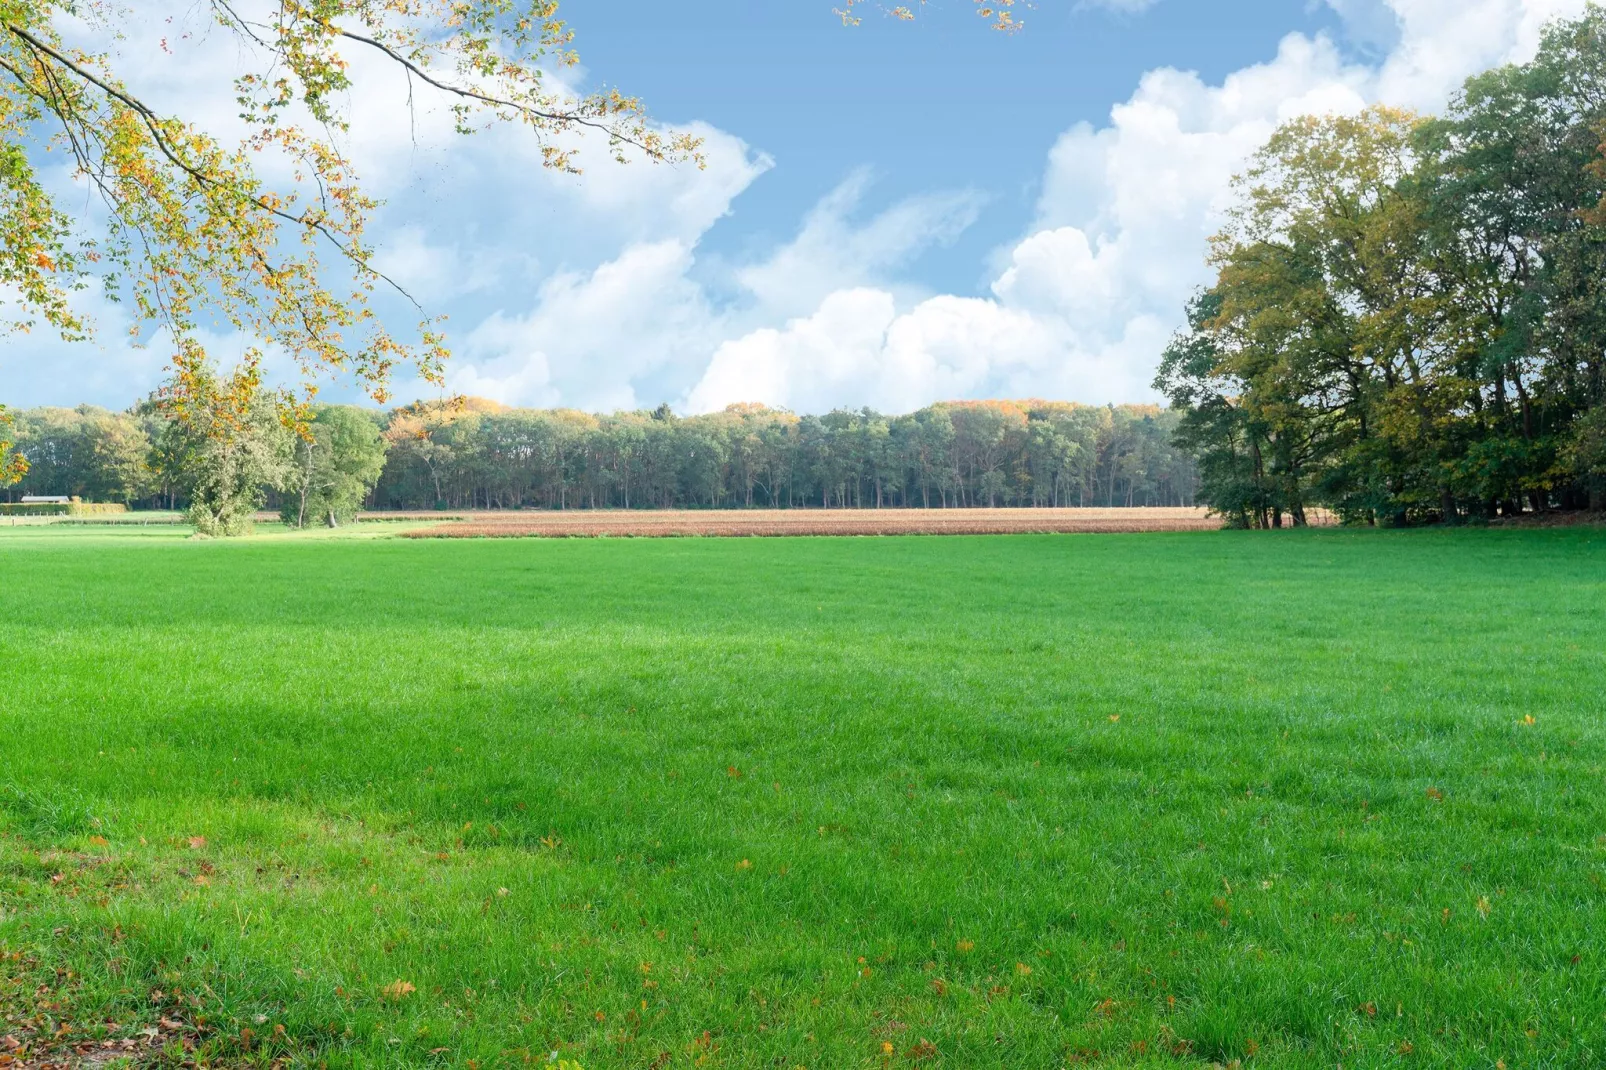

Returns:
735,171,984,318
444,240,717,412
682,0,1590,414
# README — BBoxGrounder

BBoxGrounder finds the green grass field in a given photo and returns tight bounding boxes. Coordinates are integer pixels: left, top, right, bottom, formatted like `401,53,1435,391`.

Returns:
2,527,1604,1068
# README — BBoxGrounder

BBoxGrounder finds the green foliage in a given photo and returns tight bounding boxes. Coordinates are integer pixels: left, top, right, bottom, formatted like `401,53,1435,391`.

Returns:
281,406,388,528
0,404,27,488
0,529,1603,1065
2,394,1201,517
373,399,1196,511
154,368,294,537
4,405,151,503
1569,403,1606,509
1162,5,1606,525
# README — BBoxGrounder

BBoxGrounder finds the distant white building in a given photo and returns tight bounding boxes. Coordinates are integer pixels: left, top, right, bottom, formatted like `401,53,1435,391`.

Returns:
21,496,71,504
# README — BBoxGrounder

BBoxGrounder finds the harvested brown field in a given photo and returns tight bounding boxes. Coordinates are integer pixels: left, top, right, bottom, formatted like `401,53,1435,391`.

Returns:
401,507,1225,538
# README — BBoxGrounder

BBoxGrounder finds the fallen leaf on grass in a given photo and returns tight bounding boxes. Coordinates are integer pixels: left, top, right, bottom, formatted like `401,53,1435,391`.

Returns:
188,837,207,849
382,980,416,1001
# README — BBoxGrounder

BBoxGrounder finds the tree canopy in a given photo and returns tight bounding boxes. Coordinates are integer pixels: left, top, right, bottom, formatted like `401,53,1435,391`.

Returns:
283,404,388,527
5,396,1198,514
1158,5,1606,526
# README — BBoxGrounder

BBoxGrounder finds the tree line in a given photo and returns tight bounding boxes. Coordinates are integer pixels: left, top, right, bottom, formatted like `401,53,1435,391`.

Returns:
1159,6,1606,527
1,393,1198,529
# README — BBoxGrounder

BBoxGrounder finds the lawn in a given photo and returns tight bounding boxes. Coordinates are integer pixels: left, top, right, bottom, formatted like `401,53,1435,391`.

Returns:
1,527,1603,1068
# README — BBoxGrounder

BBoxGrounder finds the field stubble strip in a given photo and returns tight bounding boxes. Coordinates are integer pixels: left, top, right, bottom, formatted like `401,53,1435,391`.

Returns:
401,507,1228,538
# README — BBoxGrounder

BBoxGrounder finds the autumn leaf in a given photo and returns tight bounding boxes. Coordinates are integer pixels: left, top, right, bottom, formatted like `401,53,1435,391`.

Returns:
382,980,416,1001
187,837,207,849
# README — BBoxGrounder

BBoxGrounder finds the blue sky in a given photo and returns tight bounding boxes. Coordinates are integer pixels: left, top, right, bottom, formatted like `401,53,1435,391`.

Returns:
2,0,1584,413
565,0,1349,294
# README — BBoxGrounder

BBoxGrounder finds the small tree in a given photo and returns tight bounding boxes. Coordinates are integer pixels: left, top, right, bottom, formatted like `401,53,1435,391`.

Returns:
1570,404,1606,512
157,365,294,537
284,407,388,528
0,406,26,489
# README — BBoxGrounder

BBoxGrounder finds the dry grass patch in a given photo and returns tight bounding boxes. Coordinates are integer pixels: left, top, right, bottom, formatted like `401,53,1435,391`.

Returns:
402,507,1224,538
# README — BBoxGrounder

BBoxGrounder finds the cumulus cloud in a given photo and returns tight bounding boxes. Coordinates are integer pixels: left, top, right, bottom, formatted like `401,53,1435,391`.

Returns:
735,171,984,318
681,0,1590,414
445,241,715,412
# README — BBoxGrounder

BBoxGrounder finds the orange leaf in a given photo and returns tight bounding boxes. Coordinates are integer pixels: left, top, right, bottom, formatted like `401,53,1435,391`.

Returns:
382,980,416,1001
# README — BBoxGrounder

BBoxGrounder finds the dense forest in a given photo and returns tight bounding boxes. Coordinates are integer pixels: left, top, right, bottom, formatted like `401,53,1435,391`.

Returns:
1159,8,1606,527
2,399,1198,514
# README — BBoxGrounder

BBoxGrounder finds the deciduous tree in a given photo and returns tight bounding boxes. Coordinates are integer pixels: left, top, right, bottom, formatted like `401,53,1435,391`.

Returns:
283,405,388,528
